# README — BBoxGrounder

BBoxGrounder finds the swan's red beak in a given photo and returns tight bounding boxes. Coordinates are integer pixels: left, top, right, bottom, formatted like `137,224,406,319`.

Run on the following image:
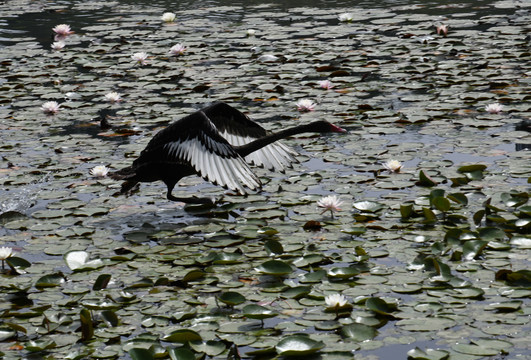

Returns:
330,124,347,133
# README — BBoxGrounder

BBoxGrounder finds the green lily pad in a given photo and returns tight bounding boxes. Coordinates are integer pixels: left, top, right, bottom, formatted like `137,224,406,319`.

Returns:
353,201,384,212
255,260,293,276
407,347,450,360
275,335,325,356
218,291,246,307
189,340,226,356
168,347,196,360
365,297,396,316
242,304,278,320
327,267,360,279
163,329,202,343
340,323,378,341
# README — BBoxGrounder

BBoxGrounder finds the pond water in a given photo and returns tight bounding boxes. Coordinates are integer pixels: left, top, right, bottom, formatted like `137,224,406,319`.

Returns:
0,0,530,359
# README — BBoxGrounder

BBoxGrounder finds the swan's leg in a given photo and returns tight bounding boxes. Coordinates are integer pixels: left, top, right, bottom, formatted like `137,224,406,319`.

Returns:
165,181,216,204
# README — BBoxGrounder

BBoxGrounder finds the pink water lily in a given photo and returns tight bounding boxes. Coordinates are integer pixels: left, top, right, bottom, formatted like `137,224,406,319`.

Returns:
485,103,503,114
131,52,149,65
41,101,60,114
53,24,73,36
169,43,186,56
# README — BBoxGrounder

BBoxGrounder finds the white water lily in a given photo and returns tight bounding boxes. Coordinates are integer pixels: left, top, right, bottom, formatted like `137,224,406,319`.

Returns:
161,12,176,23
51,41,65,51
485,103,503,114
318,80,334,90
296,99,316,112
0,247,13,260
131,52,149,65
169,43,186,56
325,293,347,309
257,54,278,62
0,246,13,271
338,12,353,22
383,159,402,173
52,24,73,36
90,165,110,178
104,91,122,103
41,101,60,114
317,195,343,217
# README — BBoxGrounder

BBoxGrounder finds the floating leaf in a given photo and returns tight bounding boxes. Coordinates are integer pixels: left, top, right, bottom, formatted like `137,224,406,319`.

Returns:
5,256,31,273
218,292,246,307
129,348,154,360
189,340,226,356
417,170,437,187
93,274,111,290
462,240,489,260
163,329,202,343
452,343,499,356
242,304,278,320
340,323,378,341
255,260,292,276
281,286,311,299
407,347,450,360
25,339,57,352
168,348,196,360
264,239,284,255
275,335,325,356
327,267,360,279
35,272,66,289
365,297,396,316
457,164,487,173
353,201,384,213
64,251,104,271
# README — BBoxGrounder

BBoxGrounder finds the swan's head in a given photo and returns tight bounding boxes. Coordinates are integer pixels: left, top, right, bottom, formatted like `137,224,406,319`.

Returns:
310,120,347,133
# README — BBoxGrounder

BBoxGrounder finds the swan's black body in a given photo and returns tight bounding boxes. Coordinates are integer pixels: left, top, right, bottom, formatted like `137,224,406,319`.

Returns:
111,102,345,203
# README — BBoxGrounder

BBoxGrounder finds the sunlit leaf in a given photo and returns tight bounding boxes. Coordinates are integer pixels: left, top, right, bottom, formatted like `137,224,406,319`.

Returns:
275,335,325,356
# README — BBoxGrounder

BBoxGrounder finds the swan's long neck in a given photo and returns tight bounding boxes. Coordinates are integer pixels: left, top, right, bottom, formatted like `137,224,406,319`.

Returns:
235,123,317,158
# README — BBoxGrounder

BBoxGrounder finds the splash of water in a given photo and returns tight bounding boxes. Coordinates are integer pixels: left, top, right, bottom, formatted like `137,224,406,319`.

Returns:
0,173,51,214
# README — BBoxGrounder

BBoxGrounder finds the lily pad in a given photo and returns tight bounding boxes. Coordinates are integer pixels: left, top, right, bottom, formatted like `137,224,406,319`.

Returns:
275,335,325,356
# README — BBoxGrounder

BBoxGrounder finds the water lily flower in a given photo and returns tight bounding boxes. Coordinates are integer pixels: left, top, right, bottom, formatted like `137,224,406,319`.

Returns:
0,246,13,271
41,101,61,114
105,91,122,103
161,12,176,23
325,293,347,309
436,24,448,37
338,13,353,22
383,159,402,173
90,165,110,178
52,24,73,36
64,92,81,101
51,41,65,51
169,43,186,56
317,195,343,218
247,29,256,36
131,52,149,65
0,246,13,260
296,99,316,112
318,80,334,90
257,54,278,62
485,103,503,114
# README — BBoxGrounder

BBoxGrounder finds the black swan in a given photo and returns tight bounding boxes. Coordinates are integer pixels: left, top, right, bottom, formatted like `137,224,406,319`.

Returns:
111,102,346,203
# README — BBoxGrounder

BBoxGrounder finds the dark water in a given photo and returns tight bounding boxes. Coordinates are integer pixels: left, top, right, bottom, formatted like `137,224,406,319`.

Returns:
1,0,514,49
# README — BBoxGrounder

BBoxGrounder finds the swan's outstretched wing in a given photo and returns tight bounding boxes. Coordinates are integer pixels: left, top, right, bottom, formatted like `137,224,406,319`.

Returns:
202,102,299,172
136,110,261,194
